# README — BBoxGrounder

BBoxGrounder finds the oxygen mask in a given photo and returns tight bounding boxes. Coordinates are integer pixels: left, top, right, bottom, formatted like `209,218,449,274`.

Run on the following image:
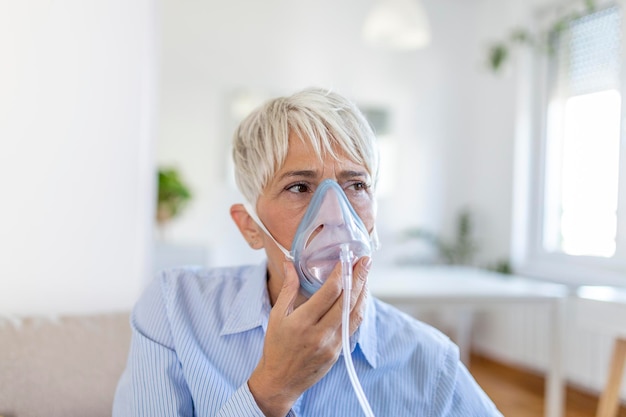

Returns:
292,179,373,297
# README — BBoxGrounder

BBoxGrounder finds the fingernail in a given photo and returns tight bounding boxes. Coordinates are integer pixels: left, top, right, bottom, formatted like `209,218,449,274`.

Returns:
362,257,372,270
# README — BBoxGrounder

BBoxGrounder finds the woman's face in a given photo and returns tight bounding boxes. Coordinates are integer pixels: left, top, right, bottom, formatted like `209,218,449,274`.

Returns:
256,132,376,291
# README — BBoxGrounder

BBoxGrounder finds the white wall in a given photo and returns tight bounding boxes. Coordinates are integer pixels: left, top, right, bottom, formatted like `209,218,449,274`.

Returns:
0,0,157,316
440,1,518,267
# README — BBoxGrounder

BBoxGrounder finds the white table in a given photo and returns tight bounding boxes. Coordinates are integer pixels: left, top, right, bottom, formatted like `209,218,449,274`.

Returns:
368,264,569,417
576,286,626,417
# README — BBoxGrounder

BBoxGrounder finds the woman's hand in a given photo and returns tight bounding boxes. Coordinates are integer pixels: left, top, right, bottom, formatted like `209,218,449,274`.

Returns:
248,256,371,417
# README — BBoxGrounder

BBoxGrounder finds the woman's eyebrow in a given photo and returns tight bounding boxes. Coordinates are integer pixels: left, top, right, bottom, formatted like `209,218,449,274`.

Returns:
338,170,369,180
277,170,318,181
277,169,369,182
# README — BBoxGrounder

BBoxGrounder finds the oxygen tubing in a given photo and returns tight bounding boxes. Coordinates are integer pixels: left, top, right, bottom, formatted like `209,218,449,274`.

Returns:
340,244,375,417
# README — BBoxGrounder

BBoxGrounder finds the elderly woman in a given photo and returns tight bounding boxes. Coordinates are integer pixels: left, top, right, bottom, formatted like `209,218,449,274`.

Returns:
113,88,502,417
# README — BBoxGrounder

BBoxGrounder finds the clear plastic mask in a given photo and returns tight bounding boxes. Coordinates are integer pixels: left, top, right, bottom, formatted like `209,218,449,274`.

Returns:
292,179,372,297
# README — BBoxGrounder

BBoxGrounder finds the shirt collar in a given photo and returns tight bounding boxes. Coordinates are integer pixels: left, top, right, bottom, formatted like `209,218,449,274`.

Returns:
352,292,378,368
220,260,379,368
220,261,271,336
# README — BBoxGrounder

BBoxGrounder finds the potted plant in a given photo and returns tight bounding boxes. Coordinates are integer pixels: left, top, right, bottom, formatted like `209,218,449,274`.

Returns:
486,0,597,72
156,168,192,226
403,209,479,266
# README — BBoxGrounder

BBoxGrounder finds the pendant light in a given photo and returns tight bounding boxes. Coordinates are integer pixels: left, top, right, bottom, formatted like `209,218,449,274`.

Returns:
363,0,431,50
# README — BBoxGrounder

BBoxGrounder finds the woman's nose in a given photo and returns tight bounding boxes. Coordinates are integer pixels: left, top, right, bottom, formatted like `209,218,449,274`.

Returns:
316,189,345,227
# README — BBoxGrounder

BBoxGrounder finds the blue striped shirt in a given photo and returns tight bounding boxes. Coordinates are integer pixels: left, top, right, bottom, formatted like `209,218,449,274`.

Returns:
113,262,502,416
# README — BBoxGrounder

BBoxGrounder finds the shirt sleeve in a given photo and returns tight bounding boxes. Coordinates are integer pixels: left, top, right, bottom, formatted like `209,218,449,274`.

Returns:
112,277,194,416
113,273,290,417
217,383,297,417
432,344,504,417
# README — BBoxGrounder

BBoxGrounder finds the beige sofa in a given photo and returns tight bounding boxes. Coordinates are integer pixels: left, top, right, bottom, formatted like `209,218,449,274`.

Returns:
0,312,131,417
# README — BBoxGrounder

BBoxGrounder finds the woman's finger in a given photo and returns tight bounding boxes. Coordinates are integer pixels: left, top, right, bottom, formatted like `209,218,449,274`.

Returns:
272,261,300,318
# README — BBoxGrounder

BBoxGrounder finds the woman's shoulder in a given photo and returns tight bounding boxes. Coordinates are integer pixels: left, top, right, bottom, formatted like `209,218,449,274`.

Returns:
130,263,266,338
158,264,257,292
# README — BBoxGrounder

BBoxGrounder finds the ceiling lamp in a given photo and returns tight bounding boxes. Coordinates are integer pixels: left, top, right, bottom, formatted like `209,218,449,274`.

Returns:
362,0,431,50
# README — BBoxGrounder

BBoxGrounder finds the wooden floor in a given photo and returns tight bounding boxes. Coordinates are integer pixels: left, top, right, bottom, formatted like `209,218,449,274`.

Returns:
469,354,626,417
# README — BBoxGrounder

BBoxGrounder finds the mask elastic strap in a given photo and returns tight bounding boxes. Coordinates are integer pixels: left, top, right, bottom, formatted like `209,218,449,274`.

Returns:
243,201,294,261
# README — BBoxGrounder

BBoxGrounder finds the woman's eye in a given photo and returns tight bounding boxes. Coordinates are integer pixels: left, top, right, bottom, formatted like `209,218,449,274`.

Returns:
286,183,311,194
347,181,369,192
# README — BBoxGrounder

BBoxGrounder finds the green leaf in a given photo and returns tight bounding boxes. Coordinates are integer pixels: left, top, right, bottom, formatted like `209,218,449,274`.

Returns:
486,0,595,74
402,210,479,265
157,168,192,223
489,44,508,71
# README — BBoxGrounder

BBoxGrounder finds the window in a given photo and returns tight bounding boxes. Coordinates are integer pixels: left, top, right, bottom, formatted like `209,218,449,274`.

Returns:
520,2,626,284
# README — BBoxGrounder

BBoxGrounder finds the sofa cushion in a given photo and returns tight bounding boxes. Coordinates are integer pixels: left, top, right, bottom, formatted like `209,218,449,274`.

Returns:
0,312,131,417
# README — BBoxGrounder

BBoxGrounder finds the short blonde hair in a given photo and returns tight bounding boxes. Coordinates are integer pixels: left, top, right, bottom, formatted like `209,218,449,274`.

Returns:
232,87,379,205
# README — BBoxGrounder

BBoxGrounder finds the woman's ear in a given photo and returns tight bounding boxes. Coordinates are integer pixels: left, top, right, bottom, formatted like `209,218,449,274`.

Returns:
230,204,264,250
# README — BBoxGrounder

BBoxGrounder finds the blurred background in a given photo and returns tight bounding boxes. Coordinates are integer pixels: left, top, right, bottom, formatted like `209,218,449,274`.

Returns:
0,0,526,313
2,0,626,414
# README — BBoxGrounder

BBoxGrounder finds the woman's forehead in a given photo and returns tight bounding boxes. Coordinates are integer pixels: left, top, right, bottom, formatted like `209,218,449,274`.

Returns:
279,134,366,175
